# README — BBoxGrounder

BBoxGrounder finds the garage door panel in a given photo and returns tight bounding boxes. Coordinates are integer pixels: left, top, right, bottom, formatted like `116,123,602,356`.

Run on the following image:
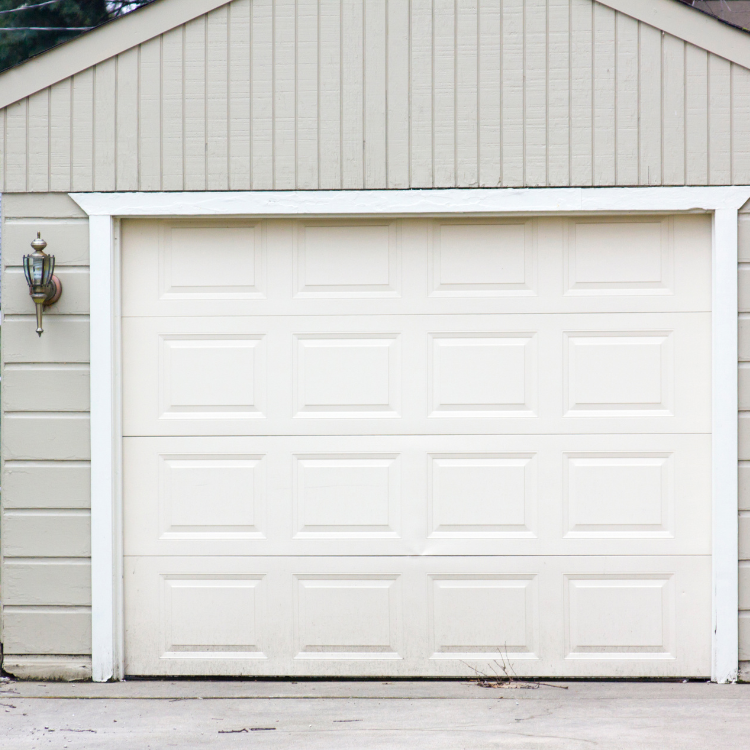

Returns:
123,313,710,436
124,555,710,677
122,216,711,318
123,434,710,558
122,214,712,678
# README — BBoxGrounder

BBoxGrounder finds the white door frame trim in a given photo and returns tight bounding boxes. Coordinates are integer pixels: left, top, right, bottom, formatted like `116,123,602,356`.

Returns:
70,187,750,683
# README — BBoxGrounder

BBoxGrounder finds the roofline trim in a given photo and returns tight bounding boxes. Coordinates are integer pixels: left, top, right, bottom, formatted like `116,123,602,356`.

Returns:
596,0,750,69
0,0,232,110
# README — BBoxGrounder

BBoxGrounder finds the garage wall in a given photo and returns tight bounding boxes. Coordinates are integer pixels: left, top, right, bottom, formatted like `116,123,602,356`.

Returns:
0,193,92,681
2,0,750,192
739,203,750,681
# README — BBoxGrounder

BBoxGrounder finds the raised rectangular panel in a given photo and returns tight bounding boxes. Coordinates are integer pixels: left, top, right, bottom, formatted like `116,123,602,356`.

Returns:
429,221,535,296
160,223,264,299
294,576,402,659
564,332,673,416
565,218,672,295
159,334,266,419
295,222,399,298
565,575,675,659
294,334,400,418
429,576,538,659
294,455,399,538
159,455,265,540
429,333,536,417
564,454,673,538
161,575,266,658
428,455,536,537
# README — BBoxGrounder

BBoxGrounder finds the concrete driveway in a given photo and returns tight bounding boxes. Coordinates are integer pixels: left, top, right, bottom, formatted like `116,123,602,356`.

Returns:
1,678,748,749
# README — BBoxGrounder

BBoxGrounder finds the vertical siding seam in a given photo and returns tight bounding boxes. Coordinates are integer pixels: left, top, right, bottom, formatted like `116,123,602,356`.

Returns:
25,95,29,191
545,0,549,186
408,0,413,187
732,61,737,187
137,45,142,191
683,40,687,185
227,3,232,187
590,0,594,185
317,0,321,189
160,34,165,190
477,0,481,182
295,0,299,189
636,21,640,185
253,2,255,190
92,67,97,190
339,0,343,187
182,24,186,191
385,0,389,188
567,0,570,186
453,0,457,186
431,0,435,185
204,17,209,188
47,87,52,190
707,51,711,182
523,0,527,186
114,56,119,190
613,10,618,185
69,74,74,189
660,30,664,185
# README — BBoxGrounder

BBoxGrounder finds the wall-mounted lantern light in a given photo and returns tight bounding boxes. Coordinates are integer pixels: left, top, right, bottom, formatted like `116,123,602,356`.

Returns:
23,233,62,337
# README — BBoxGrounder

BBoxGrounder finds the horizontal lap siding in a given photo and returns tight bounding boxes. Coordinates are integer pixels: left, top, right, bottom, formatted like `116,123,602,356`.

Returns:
738,206,750,680
4,0,750,190
1,194,91,669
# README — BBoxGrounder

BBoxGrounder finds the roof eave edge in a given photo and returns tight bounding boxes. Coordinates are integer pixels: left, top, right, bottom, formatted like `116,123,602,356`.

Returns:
596,0,750,69
0,0,232,111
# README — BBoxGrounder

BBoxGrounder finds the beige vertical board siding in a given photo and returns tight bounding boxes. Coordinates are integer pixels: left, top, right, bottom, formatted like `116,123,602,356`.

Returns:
207,7,229,190
685,44,709,185
1,194,92,671
662,34,686,186
592,2,615,185
732,65,750,186
184,16,207,190
364,0,387,188
116,47,139,191
297,0,319,189
638,23,661,185
5,99,28,192
251,0,274,189
5,0,750,189
342,0,364,188
433,0,455,187
615,12,638,185
0,107,4,184
27,91,49,193
570,0,592,186
162,26,185,191
547,0,570,186
94,59,117,192
229,0,251,190
410,0,433,187
274,0,297,189
49,79,71,192
502,0,524,186
525,0,548,186
709,54,732,186
387,0,410,188
478,0,502,187
139,38,162,191
455,0,478,187
318,0,341,189
71,69,94,191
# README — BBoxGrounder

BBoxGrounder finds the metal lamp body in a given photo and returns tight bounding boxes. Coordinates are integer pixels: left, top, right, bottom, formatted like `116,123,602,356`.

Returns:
23,234,63,336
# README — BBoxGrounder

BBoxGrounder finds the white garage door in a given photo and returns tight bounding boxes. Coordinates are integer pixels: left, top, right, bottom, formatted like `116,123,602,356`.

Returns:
122,214,713,677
